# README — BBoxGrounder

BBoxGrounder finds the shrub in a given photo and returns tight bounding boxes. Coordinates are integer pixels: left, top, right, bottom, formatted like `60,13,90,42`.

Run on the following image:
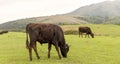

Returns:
64,30,78,35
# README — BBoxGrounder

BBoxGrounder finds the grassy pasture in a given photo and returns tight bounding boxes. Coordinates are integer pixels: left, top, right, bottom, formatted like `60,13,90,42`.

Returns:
61,24,120,36
0,24,120,64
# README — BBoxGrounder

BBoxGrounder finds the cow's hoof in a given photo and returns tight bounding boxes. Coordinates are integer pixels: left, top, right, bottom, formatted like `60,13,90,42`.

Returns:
59,56,62,59
30,59,32,61
37,56,40,59
48,56,50,58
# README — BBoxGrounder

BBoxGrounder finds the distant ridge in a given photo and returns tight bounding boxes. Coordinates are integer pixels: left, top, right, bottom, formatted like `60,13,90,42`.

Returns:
67,0,120,17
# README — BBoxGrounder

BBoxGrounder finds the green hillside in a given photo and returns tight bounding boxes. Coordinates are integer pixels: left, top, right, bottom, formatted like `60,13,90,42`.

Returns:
74,16,120,24
0,15,88,31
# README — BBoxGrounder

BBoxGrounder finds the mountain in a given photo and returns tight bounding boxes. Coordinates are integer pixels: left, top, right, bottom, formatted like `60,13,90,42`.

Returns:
67,0,120,17
1,0,120,31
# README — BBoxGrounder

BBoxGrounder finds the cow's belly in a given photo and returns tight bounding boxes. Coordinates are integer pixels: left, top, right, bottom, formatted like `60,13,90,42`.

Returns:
37,39,48,43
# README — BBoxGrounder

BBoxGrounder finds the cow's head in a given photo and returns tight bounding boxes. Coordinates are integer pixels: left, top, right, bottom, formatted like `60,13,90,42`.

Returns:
60,43,69,58
91,33,94,38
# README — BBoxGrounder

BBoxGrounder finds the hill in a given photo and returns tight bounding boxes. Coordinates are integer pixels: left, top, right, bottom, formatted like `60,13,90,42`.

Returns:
67,0,120,17
66,0,120,24
0,15,88,31
1,0,120,31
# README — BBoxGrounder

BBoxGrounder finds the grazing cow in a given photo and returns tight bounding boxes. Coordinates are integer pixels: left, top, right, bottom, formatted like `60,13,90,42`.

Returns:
78,26,94,38
26,23,69,61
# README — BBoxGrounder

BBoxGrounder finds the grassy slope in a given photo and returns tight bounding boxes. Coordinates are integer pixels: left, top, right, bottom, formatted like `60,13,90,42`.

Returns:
0,24,120,64
61,24,120,36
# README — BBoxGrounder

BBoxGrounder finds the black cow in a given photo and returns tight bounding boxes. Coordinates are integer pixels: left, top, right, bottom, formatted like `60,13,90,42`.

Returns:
26,23,69,61
78,26,94,38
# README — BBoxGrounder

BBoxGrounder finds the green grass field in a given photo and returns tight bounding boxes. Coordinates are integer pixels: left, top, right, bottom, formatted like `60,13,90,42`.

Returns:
0,24,120,64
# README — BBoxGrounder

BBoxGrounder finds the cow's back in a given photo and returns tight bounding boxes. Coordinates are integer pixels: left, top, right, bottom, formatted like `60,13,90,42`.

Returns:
79,27,92,33
26,23,65,44
79,27,88,32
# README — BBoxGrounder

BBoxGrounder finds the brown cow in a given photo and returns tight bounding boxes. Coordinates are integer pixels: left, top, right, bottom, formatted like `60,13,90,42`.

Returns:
78,26,94,38
26,23,69,61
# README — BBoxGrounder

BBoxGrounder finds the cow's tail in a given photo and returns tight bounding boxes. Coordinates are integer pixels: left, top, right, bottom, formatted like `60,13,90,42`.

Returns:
78,28,80,37
26,29,30,49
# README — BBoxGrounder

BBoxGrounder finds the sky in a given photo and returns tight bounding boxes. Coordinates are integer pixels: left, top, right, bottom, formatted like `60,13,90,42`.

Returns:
0,0,114,24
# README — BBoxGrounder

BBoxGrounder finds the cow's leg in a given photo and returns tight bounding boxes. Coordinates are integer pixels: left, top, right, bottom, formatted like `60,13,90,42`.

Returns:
48,43,52,58
88,34,90,38
29,43,33,61
53,41,61,59
85,34,86,38
33,42,40,59
29,48,32,61
80,33,83,38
